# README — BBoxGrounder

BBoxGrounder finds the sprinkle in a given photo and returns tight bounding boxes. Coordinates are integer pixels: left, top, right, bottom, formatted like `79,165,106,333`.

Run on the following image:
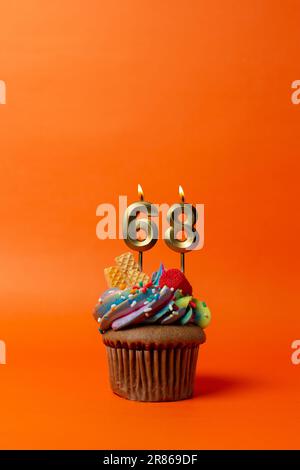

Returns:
168,304,173,311
132,285,139,289
145,281,153,288
108,290,114,294
98,298,102,303
190,301,196,309
139,281,143,287
152,289,156,294
97,317,101,323
130,289,137,294
128,294,134,299
131,301,137,307
144,300,149,305
144,307,152,312
111,304,117,311
170,287,175,292
145,313,150,317
121,296,126,300
141,287,147,294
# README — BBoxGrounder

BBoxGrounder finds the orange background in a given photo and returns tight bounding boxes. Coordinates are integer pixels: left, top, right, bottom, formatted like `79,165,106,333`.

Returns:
1,0,300,450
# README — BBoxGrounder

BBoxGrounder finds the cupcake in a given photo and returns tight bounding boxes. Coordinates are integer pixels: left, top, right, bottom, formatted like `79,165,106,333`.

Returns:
93,253,211,402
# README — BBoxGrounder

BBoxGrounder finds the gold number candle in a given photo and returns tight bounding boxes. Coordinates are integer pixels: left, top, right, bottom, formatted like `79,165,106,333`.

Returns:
164,186,199,273
123,184,158,271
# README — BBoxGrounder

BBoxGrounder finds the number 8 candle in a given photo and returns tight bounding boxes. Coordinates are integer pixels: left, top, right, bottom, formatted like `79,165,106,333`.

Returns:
123,184,158,271
165,186,199,273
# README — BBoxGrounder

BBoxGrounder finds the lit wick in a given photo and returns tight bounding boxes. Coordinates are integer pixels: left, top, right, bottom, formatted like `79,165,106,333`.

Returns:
179,185,185,203
138,184,144,201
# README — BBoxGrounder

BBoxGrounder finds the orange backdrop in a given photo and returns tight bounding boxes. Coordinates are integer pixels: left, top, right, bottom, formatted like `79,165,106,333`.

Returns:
0,0,300,450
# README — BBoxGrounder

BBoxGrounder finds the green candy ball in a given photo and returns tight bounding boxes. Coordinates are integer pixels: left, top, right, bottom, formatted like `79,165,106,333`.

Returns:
194,299,211,329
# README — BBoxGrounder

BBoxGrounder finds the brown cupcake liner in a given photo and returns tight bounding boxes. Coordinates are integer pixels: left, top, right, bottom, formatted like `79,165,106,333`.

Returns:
105,344,200,402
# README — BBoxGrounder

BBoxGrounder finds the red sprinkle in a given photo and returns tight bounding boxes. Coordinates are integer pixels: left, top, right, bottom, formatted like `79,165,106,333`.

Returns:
190,301,196,309
145,281,153,288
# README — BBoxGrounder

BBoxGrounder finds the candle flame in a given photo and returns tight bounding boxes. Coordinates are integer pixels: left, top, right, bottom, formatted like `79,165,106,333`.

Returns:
138,184,144,201
179,185,185,202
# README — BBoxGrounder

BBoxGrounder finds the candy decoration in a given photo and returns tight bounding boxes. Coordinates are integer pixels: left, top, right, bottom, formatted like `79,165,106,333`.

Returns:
194,299,211,329
159,268,192,296
104,266,128,289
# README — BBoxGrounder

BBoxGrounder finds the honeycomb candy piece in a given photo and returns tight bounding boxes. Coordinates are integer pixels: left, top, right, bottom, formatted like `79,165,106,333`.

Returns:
104,266,128,289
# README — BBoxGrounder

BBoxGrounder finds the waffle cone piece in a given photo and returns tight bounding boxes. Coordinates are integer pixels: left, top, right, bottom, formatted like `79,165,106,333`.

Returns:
115,252,139,274
126,268,150,286
115,252,150,285
104,266,128,289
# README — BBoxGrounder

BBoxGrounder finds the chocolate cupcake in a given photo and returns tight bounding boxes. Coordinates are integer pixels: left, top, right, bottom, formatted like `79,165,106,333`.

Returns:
94,254,211,402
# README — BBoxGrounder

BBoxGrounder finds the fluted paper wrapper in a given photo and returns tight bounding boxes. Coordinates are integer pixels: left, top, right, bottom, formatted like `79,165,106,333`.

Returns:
106,345,200,402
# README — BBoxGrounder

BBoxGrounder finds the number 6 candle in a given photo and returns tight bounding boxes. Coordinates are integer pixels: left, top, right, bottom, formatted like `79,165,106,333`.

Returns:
122,184,158,271
165,185,199,273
